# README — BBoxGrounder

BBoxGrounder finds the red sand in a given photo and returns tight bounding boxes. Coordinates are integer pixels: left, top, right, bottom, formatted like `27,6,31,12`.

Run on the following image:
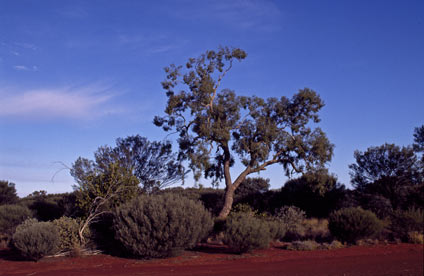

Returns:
0,243,422,276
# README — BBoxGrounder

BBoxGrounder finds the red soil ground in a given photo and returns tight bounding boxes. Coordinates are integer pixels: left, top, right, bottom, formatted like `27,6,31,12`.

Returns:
0,243,422,276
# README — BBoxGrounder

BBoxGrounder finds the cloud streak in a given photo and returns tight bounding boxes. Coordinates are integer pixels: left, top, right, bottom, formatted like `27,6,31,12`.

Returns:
13,65,38,71
0,84,120,120
170,0,282,32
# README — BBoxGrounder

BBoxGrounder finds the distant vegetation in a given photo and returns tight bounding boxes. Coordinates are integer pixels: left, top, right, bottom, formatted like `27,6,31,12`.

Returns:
0,47,422,261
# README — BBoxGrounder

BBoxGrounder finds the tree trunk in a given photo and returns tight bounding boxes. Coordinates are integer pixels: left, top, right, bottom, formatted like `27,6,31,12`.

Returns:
217,159,252,220
218,184,235,220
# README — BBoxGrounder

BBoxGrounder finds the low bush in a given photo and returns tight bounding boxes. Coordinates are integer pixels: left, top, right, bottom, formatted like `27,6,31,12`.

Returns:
324,240,344,249
407,231,423,244
286,240,345,251
328,207,384,244
303,218,330,242
275,206,306,241
390,208,423,242
355,238,380,246
52,217,90,251
0,204,32,241
231,203,286,241
113,194,213,258
13,219,59,261
266,218,287,241
286,240,320,251
223,212,272,253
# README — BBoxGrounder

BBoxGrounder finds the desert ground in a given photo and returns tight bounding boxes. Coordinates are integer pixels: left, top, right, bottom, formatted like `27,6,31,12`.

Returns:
0,243,422,276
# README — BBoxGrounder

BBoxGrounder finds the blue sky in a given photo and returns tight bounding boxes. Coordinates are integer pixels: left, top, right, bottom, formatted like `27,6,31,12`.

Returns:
0,0,423,196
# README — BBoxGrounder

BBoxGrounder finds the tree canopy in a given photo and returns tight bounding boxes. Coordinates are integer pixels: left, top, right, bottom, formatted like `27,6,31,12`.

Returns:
71,135,184,201
154,47,333,218
349,142,422,210
349,143,421,189
413,125,424,153
0,180,19,205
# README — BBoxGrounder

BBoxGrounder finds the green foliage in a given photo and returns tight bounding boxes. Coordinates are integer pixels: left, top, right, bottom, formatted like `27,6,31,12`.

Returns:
230,203,285,241
279,170,347,218
349,143,422,210
72,160,139,216
223,212,272,253
329,207,384,244
413,125,424,153
13,220,59,261
266,218,287,241
231,203,257,215
161,187,225,216
0,180,18,205
155,46,333,218
275,206,306,241
390,208,423,242
19,191,73,221
113,194,213,258
235,177,270,200
0,204,32,238
52,217,89,251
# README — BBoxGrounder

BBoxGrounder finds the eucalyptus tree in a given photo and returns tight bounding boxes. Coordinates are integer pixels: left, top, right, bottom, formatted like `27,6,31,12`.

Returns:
154,47,333,219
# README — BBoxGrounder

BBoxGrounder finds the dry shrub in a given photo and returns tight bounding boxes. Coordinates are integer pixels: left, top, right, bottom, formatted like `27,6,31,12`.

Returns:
113,194,213,258
407,231,423,244
286,240,320,251
0,204,32,240
303,218,330,241
223,212,272,253
52,216,90,252
329,207,383,244
12,219,59,261
390,208,423,242
275,206,306,241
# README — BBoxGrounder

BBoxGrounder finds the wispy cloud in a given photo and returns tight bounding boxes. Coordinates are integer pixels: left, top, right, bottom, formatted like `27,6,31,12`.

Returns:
117,33,187,54
170,0,282,32
0,84,121,120
13,65,38,71
14,42,37,51
0,41,37,58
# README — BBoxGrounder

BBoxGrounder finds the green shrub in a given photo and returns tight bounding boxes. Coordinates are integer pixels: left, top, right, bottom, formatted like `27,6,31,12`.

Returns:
266,218,287,241
52,217,90,251
231,203,286,241
0,204,32,239
223,212,272,253
390,208,423,242
113,194,213,258
329,207,384,244
13,220,59,261
275,206,306,241
231,203,256,215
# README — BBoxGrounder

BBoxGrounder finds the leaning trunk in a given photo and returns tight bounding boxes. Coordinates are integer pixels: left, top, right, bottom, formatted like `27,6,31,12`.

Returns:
217,185,236,220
